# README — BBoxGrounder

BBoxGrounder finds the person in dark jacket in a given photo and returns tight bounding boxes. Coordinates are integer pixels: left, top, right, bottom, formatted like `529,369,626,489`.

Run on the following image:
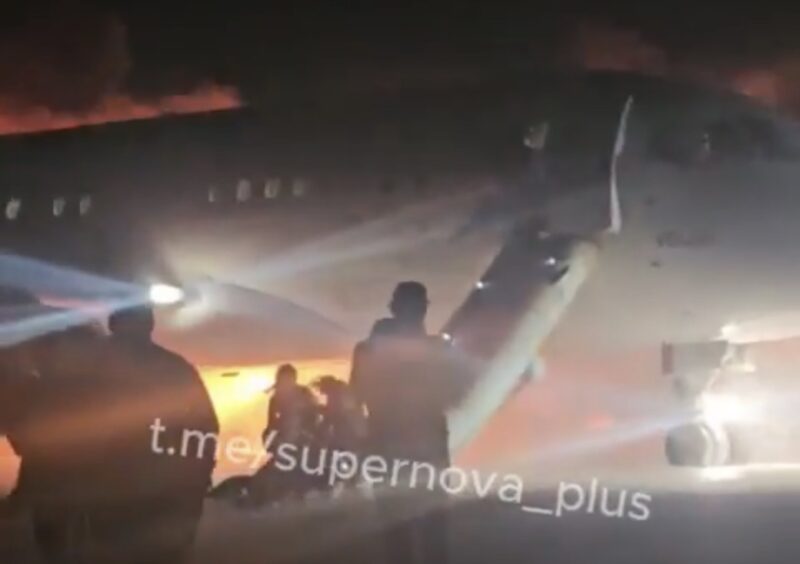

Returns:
350,281,456,564
92,304,219,563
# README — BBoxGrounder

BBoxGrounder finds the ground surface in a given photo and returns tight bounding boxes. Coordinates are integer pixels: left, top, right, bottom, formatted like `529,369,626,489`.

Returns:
3,471,800,564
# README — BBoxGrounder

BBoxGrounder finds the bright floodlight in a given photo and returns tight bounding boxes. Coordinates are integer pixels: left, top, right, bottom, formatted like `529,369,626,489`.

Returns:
720,322,740,340
243,374,273,396
148,283,185,305
441,332,453,342
701,393,760,425
701,465,743,482
738,361,757,374
475,280,488,290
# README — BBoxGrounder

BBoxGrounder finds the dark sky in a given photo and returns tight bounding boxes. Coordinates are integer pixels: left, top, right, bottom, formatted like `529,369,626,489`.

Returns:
115,2,800,93
2,1,800,114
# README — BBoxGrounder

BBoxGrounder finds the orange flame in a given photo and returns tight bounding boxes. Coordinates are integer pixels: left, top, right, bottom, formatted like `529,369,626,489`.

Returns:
0,84,241,136
731,68,783,107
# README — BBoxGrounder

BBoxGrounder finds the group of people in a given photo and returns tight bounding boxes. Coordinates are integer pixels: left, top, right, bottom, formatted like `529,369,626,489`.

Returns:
0,280,459,564
232,364,368,503
0,288,218,563
266,365,367,458
249,281,457,564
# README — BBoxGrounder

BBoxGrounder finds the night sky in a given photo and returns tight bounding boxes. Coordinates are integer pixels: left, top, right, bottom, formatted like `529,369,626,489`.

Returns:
1,1,799,129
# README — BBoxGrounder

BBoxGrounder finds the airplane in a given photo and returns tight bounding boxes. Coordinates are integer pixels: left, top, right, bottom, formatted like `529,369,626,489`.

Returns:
2,69,800,477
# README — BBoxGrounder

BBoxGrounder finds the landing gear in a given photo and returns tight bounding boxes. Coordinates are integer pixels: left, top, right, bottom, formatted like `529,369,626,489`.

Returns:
662,340,757,467
665,420,731,467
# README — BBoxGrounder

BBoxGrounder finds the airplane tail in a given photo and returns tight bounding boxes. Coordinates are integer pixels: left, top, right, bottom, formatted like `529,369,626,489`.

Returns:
541,95,633,236
609,96,634,234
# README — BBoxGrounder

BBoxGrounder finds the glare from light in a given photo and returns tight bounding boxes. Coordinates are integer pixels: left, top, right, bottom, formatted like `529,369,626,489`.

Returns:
738,361,757,374
241,374,274,396
475,280,488,290
149,283,185,305
720,322,740,340
168,285,212,329
0,252,143,346
701,465,743,482
700,393,761,425
229,191,483,287
441,332,453,342
543,257,558,267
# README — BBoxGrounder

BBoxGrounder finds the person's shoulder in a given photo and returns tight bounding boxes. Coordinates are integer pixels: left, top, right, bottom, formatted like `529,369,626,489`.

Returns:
353,339,370,354
151,344,199,374
369,317,398,337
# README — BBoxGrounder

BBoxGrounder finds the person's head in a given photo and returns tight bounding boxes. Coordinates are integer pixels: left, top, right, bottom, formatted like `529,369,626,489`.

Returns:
388,281,429,325
313,375,345,401
275,363,298,392
108,305,155,342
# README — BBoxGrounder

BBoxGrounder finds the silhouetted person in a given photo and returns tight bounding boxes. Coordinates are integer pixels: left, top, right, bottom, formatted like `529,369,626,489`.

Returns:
348,317,402,414
254,364,321,502
94,304,218,563
264,364,319,456
314,375,367,455
351,281,454,564
0,289,42,528
0,287,44,439
264,364,302,447
0,288,113,562
31,324,116,563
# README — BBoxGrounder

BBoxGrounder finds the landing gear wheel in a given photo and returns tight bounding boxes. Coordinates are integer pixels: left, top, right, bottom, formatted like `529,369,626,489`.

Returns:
665,420,731,467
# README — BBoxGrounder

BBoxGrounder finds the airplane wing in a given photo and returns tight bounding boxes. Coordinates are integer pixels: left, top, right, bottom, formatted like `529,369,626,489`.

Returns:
441,97,634,450
443,229,600,450
156,281,354,366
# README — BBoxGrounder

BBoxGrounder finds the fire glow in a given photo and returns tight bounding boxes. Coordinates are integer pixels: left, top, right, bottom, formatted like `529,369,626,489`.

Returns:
0,84,241,136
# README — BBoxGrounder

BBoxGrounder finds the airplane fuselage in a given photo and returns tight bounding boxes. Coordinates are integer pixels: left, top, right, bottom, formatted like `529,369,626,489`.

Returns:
2,71,800,373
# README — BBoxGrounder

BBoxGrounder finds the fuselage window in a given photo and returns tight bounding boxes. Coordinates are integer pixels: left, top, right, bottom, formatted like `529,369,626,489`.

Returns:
236,179,252,202
291,178,307,197
264,178,281,199
53,197,67,217
5,198,21,220
79,195,92,216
